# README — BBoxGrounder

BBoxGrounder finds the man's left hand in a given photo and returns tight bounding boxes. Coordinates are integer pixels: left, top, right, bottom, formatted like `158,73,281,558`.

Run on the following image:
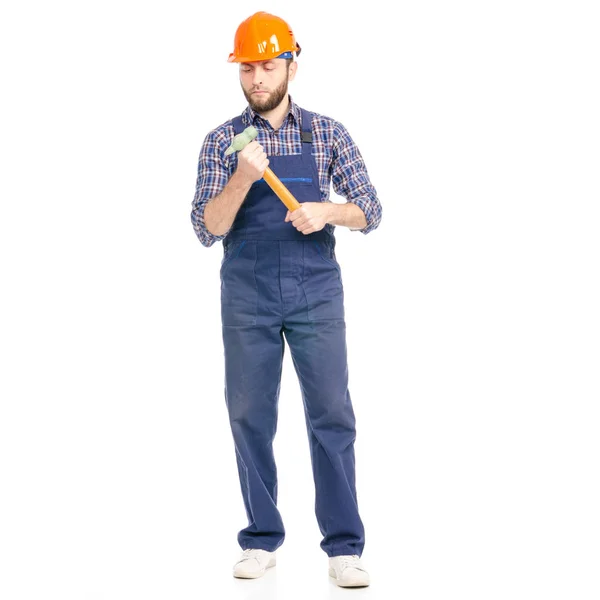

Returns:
285,202,331,235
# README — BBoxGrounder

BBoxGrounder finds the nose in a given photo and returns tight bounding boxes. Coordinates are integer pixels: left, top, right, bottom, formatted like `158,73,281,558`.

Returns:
251,69,263,87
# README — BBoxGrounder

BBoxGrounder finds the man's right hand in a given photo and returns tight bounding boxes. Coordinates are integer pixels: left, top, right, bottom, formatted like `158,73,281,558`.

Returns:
235,140,269,184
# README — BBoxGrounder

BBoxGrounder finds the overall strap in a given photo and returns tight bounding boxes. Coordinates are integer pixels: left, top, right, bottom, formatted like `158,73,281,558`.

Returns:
232,115,245,135
300,108,313,158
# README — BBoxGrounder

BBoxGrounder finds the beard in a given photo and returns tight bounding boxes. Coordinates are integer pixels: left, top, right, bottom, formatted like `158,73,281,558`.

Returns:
242,77,289,113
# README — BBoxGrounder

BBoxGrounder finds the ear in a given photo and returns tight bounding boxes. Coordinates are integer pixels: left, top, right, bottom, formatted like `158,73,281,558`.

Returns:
288,61,298,82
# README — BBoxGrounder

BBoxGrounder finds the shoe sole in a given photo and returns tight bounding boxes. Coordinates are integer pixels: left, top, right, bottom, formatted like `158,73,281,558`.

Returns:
233,557,276,579
328,567,370,587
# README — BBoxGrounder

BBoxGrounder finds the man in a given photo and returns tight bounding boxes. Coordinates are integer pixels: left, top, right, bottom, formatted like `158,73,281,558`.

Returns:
190,11,382,588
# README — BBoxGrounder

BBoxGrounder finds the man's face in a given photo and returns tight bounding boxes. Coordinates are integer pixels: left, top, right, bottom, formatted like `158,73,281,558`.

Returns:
239,58,296,113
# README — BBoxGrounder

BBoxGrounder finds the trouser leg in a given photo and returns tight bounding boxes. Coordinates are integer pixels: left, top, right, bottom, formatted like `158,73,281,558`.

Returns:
223,324,286,552
284,318,365,557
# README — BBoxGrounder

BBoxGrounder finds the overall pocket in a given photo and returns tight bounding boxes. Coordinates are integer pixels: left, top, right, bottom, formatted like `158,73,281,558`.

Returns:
220,240,258,326
303,241,345,322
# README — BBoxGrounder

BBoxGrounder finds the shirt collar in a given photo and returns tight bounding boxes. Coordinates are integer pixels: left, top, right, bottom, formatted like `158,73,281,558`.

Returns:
242,95,301,129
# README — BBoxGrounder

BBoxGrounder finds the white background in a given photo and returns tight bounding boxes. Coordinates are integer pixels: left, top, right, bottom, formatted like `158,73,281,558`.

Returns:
1,1,599,599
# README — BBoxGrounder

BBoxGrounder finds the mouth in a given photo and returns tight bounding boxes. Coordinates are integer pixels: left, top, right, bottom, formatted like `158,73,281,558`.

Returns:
252,90,268,95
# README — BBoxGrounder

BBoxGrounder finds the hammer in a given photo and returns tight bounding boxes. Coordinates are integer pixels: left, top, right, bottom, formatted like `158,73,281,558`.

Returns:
224,126,302,211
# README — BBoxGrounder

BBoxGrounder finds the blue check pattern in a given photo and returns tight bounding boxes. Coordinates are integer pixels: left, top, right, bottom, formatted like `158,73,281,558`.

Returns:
191,96,382,247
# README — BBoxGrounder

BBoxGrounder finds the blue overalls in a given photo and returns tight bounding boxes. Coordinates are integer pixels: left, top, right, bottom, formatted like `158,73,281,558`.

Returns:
221,108,365,558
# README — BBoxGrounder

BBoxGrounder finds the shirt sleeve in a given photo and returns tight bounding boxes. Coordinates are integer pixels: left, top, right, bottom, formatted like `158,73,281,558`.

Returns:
330,121,382,234
190,129,231,248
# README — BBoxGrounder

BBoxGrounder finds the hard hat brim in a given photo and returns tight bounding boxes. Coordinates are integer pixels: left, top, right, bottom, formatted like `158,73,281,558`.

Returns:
228,53,295,63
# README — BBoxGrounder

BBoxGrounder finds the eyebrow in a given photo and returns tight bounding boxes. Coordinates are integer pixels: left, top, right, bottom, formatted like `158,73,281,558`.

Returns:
241,61,276,68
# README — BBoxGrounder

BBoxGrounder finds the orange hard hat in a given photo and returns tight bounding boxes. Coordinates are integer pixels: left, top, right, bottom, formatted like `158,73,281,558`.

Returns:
228,11,302,63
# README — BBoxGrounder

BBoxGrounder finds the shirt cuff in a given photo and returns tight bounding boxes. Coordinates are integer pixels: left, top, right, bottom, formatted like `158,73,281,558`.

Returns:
192,199,228,247
347,196,379,234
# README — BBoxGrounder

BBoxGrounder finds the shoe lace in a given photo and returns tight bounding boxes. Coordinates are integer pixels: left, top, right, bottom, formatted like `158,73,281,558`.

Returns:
241,549,263,561
339,555,362,571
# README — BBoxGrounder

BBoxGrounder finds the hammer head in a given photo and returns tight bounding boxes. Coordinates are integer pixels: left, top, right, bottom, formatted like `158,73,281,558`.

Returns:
224,126,258,156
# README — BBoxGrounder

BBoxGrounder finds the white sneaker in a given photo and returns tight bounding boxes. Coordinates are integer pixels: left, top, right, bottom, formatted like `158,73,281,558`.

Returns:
233,548,276,579
328,554,370,587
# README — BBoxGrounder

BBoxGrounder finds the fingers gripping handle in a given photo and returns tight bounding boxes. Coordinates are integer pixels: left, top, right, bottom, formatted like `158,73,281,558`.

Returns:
225,126,302,212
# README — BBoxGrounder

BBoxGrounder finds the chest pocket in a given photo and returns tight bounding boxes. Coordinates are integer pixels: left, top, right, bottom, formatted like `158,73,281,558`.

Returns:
251,177,313,187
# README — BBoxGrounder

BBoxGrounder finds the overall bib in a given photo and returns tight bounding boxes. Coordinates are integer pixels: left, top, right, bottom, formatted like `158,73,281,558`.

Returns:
221,109,365,557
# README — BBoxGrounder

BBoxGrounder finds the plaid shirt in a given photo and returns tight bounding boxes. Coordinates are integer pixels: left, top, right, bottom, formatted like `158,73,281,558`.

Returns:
191,96,382,248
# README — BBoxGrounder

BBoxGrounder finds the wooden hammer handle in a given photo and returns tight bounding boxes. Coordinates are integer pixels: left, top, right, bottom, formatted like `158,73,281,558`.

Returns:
263,168,301,212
